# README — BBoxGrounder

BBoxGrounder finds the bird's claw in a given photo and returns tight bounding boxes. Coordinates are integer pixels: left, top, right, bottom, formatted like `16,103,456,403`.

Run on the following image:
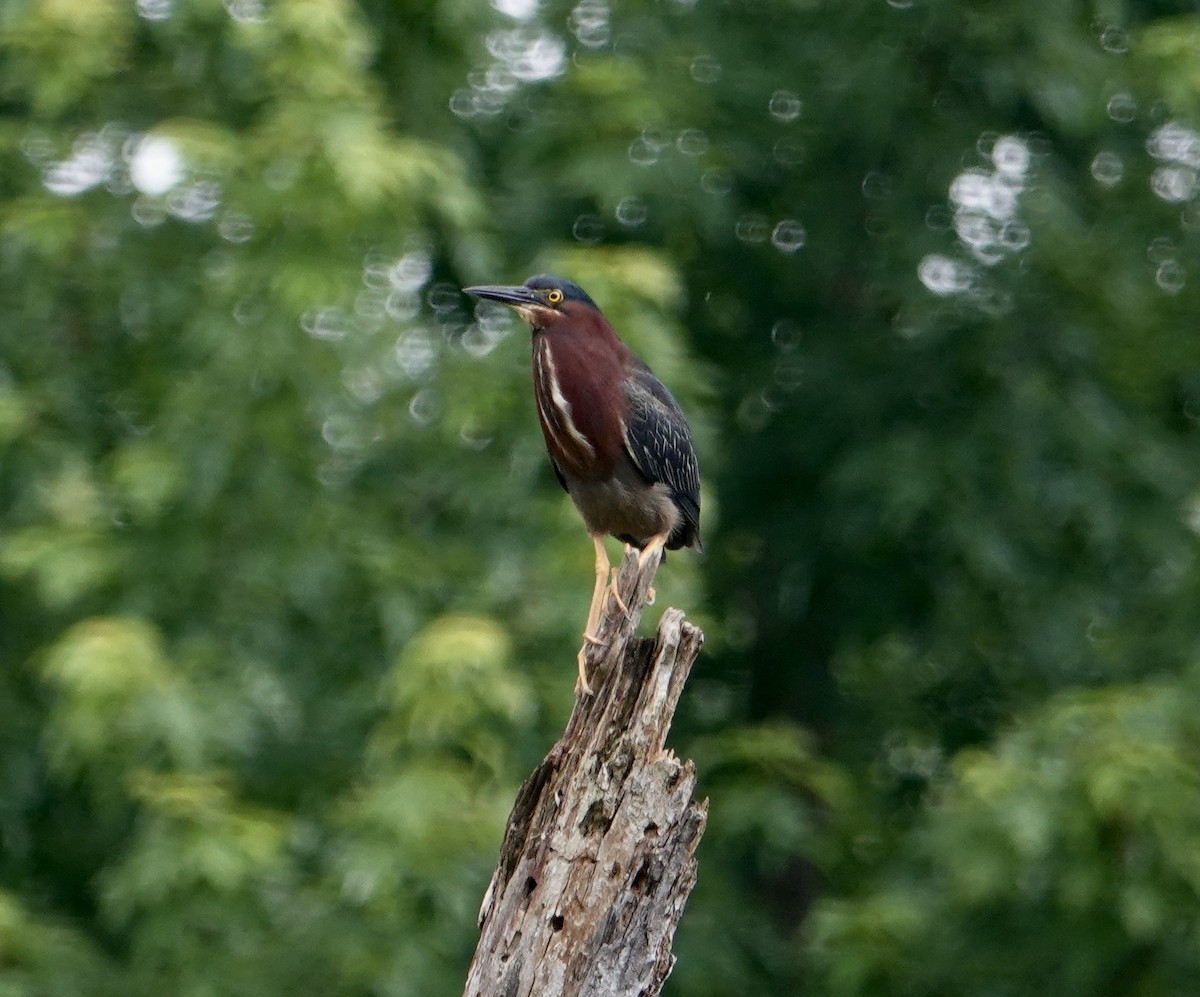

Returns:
575,648,594,697
607,569,629,615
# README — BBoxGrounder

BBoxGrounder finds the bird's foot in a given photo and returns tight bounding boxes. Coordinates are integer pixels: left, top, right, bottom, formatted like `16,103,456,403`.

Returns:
606,567,629,615
575,647,594,697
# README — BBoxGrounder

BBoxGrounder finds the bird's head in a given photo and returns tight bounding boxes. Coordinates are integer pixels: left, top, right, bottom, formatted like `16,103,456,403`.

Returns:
464,274,600,332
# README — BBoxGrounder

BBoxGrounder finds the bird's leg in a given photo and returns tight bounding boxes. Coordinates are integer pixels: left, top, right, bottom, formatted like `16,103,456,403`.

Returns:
636,533,668,568
583,533,610,641
637,533,669,603
576,534,610,696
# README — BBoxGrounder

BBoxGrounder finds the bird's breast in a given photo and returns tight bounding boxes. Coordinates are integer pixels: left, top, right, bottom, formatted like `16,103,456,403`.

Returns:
531,334,624,479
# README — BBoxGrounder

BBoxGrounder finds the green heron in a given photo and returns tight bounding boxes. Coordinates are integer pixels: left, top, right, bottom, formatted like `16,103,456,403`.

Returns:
464,274,701,695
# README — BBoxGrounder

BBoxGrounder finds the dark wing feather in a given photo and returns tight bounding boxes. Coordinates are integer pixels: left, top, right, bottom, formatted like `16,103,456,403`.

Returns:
620,362,702,550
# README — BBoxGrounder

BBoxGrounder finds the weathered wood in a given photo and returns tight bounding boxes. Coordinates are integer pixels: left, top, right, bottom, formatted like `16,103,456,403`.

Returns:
464,546,707,997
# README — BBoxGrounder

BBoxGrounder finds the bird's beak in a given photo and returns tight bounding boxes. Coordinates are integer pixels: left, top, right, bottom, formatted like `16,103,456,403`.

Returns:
463,284,541,308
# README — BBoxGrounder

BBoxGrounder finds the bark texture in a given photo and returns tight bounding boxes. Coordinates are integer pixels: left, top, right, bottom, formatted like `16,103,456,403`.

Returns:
463,547,707,997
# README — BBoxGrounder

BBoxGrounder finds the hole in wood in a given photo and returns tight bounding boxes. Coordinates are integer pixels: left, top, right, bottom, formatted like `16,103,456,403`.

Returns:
549,913,565,932
631,858,652,893
644,821,659,837
501,931,520,959
579,798,613,837
524,876,537,896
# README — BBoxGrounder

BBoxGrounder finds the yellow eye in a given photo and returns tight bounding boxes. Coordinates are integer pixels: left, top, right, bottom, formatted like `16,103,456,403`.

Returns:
546,288,564,305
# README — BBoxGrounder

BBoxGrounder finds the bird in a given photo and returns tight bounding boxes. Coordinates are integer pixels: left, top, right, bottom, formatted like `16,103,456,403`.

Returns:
464,274,701,695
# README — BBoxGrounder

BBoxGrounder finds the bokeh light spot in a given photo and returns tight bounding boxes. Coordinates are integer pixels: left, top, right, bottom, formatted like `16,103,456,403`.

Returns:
1090,151,1123,187
768,90,802,122
770,219,806,253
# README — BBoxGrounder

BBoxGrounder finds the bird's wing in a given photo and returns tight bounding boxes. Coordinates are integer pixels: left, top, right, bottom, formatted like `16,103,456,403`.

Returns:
619,363,701,534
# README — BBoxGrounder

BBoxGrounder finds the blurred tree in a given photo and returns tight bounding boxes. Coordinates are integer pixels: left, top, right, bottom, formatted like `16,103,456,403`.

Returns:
3,0,1200,995
0,0,559,992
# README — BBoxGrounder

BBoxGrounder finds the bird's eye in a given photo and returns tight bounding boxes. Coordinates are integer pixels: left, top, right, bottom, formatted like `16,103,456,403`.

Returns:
546,289,564,305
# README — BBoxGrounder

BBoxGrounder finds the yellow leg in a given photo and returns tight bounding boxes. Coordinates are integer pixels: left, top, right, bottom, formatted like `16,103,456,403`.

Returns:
577,533,609,696
636,533,668,569
637,533,669,603
584,533,609,640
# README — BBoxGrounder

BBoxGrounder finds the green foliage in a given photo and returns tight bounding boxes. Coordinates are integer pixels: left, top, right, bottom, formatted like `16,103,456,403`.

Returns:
2,0,1200,994
811,680,1200,994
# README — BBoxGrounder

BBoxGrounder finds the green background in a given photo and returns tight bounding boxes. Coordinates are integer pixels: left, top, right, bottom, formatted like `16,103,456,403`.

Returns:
4,0,1200,993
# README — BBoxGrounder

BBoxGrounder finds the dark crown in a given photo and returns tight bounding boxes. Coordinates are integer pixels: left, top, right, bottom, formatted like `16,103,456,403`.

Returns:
524,274,598,309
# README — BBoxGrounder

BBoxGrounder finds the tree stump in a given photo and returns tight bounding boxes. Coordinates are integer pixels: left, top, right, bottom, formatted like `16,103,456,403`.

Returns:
463,547,707,997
